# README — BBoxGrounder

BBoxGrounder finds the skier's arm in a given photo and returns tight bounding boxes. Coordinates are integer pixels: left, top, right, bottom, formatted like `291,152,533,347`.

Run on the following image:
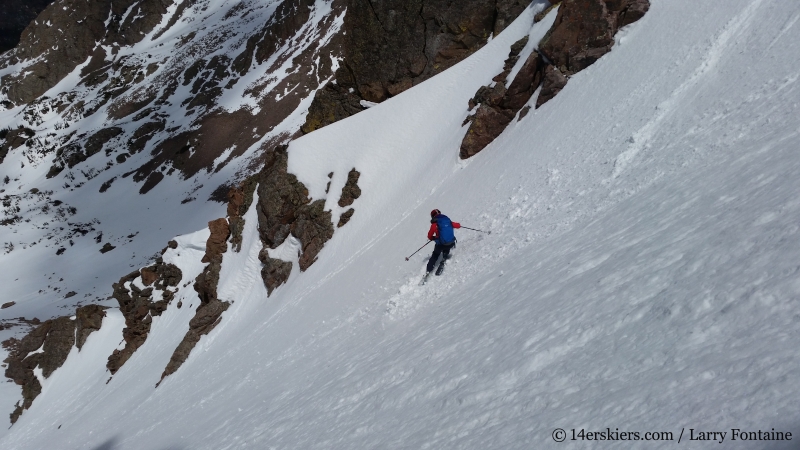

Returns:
427,223,437,240
452,222,461,229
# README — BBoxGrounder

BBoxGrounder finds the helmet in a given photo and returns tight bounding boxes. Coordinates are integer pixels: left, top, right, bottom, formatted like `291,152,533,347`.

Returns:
430,209,441,218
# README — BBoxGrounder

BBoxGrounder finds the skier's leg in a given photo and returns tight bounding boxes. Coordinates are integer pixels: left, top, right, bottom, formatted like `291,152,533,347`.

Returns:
442,244,453,260
426,244,443,272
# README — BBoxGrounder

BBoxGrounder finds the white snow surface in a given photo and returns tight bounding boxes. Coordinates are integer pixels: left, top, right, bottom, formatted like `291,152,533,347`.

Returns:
3,0,800,448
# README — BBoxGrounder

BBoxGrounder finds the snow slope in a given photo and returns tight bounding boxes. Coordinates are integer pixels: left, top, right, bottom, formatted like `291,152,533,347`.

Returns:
3,0,800,448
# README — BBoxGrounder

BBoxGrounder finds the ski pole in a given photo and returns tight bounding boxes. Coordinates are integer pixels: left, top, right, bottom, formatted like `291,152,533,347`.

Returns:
405,240,432,261
461,226,491,234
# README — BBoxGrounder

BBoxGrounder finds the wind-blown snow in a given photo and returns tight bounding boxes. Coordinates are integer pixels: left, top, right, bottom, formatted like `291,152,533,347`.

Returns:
2,0,800,448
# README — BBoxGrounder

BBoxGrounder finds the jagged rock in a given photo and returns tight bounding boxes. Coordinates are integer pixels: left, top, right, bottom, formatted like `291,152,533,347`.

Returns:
1,301,14,309
226,185,249,252
461,0,649,157
337,208,355,228
100,243,116,253
159,296,229,383
536,64,568,108
539,0,649,77
338,169,362,207
161,220,229,382
140,267,159,286
501,51,545,111
255,146,313,248
201,218,230,264
459,104,515,159
0,127,34,164
492,36,529,83
75,304,107,350
301,82,365,134
302,0,533,133
258,249,292,297
3,308,102,424
106,261,181,374
293,200,334,271
1,0,171,105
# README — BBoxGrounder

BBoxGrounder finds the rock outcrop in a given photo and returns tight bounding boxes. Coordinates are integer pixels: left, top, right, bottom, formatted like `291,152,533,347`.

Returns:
3,304,106,424
460,0,649,158
106,261,182,374
254,146,334,271
302,0,533,133
259,249,293,296
337,169,362,207
160,220,230,383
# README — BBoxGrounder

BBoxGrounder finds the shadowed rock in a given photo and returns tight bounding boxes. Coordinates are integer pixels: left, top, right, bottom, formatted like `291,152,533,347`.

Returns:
3,304,106,424
302,0,533,133
106,261,181,374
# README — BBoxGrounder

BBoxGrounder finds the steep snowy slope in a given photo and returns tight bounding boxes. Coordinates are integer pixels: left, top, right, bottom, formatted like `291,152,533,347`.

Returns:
3,0,800,448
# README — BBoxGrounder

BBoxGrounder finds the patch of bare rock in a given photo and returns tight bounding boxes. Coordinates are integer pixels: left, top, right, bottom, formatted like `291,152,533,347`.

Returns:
460,0,650,158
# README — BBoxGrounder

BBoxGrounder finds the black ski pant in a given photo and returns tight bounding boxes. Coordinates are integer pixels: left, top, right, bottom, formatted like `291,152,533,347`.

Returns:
427,242,454,272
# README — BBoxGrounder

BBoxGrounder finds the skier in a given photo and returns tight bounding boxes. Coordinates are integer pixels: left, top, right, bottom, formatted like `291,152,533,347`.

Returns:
425,209,461,277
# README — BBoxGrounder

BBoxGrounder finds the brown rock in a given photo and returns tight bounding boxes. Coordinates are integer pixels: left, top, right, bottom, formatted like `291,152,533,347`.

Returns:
1,301,14,309
337,208,355,228
536,64,568,108
501,51,545,111
459,104,514,159
337,169,362,207
105,261,181,374
3,312,88,423
74,304,106,350
259,250,292,297
140,267,158,286
293,200,334,271
301,0,533,134
201,218,230,263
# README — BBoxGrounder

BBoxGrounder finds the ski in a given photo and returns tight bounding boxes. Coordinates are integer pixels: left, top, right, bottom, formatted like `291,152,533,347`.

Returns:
435,259,446,276
419,271,432,285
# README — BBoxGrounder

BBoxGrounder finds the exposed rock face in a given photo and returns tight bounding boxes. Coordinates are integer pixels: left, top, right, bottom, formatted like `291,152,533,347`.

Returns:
50,127,123,173
337,208,355,228
539,0,650,76
258,249,293,296
460,0,649,158
254,146,334,271
536,64,568,107
3,305,106,424
106,261,182,375
461,104,514,159
337,169,362,207
161,221,230,382
74,304,107,350
1,0,170,105
1,0,344,200
302,0,533,133
0,127,34,164
460,39,545,159
202,218,230,264
0,0,54,54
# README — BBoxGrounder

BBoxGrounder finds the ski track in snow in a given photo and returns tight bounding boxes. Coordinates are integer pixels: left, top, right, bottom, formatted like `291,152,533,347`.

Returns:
3,0,800,448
